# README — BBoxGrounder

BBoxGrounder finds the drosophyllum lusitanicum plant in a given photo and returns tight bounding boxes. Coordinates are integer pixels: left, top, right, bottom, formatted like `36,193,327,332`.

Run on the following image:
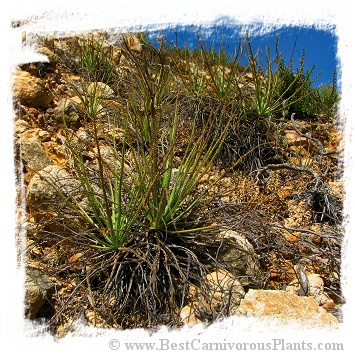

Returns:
25,31,341,331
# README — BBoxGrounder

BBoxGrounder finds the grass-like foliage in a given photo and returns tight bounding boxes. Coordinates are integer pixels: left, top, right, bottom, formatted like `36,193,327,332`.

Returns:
118,37,231,232
62,114,145,249
26,30,341,330
243,34,319,118
77,34,119,83
28,33,234,327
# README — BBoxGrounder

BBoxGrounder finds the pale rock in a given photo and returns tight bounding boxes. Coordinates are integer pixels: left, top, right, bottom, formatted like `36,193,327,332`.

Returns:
88,82,115,99
286,273,335,310
90,145,132,178
180,303,203,327
93,145,116,161
53,97,82,128
315,294,336,311
216,229,262,282
13,69,53,108
26,165,81,212
237,289,338,328
42,141,68,166
286,281,301,295
25,267,54,318
76,127,92,146
19,134,52,174
307,274,335,310
307,273,324,297
284,129,310,148
26,164,103,227
68,96,83,106
14,119,30,135
203,269,245,315
38,130,51,142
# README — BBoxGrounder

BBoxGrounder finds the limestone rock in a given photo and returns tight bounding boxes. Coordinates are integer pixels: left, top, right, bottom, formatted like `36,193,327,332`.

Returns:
26,165,82,213
315,294,336,311
90,145,132,178
237,289,338,328
185,269,245,320
307,273,324,297
88,82,115,99
284,129,311,149
26,164,103,225
38,130,51,142
123,33,142,52
42,141,68,166
204,269,245,315
24,267,54,318
19,133,52,176
286,273,335,310
53,97,82,128
14,119,30,135
93,145,116,162
180,303,203,327
13,69,53,108
216,230,261,282
75,128,92,146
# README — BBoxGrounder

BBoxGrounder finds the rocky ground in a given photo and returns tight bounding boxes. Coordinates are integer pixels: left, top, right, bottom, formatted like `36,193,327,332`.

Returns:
12,32,344,337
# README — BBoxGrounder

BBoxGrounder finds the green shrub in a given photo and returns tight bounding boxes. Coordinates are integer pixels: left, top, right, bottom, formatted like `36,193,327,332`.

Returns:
242,34,320,118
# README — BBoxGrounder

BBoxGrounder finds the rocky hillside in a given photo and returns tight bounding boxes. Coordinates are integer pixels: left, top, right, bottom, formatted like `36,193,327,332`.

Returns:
13,32,344,337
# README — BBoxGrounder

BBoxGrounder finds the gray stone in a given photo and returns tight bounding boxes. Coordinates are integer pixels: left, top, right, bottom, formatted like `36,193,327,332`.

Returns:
19,135,52,173
38,130,51,142
26,165,82,213
90,145,132,179
215,229,262,283
88,82,115,99
26,164,103,222
75,128,92,146
53,98,81,128
307,273,325,297
24,267,55,318
186,269,245,321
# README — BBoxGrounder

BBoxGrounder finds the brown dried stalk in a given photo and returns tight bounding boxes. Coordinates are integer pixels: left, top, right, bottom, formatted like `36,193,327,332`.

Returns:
290,112,340,156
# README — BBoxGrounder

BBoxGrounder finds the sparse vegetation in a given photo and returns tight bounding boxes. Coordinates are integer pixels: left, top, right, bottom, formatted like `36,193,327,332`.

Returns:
16,30,343,335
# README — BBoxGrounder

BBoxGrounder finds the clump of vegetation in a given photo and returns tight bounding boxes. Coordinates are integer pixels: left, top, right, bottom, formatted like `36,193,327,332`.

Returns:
20,30,342,333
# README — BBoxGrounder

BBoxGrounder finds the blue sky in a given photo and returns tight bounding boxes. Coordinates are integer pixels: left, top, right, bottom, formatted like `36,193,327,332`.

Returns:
147,22,338,89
